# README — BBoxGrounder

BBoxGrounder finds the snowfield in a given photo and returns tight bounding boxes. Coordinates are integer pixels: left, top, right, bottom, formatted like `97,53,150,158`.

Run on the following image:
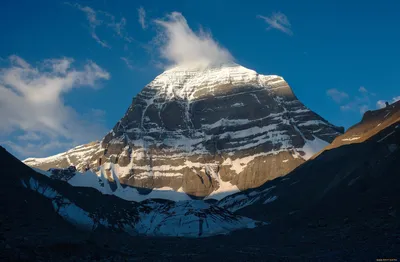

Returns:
21,174,263,237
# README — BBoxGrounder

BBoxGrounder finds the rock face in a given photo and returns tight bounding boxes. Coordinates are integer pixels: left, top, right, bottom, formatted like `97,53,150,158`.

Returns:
24,63,343,199
217,103,400,226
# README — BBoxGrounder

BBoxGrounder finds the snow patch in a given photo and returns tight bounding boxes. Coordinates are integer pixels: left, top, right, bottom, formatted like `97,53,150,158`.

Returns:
205,180,240,201
300,136,329,160
263,195,278,204
136,200,260,237
342,136,360,142
222,150,288,174
298,120,327,127
69,169,192,202
231,102,244,107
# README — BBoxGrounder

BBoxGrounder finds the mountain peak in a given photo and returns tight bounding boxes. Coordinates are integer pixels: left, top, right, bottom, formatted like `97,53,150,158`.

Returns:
24,62,343,201
161,62,274,80
148,63,288,102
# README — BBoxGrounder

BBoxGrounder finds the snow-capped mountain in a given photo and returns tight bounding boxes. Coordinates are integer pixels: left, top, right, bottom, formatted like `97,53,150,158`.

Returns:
24,63,343,200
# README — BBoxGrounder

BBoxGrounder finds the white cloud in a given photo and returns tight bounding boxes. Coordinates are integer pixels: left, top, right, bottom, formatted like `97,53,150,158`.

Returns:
138,6,147,29
0,55,110,158
376,100,386,109
326,88,349,103
393,96,400,103
257,12,293,35
67,3,133,48
376,96,400,108
42,58,74,74
154,12,234,68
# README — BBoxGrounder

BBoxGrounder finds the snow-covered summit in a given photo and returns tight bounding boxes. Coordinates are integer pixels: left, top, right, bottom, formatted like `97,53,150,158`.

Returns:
145,62,289,101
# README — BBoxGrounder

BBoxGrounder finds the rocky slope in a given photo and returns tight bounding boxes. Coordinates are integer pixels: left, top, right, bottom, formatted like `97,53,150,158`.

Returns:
317,100,400,154
24,63,343,199
217,102,400,226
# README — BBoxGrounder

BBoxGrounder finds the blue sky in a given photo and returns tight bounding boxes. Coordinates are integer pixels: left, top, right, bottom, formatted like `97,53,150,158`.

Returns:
1,0,399,159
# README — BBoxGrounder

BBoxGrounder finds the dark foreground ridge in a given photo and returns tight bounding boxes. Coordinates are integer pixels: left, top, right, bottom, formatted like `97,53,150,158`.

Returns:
1,104,399,261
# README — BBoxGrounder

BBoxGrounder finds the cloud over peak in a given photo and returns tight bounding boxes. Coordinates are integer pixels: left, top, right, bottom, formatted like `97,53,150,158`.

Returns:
154,12,234,69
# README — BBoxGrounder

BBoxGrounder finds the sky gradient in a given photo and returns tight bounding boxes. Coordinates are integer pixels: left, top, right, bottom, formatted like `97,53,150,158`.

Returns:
1,0,399,158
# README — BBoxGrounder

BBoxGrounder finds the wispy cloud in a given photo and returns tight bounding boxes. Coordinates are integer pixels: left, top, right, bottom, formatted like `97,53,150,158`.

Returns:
257,12,293,35
376,96,400,108
66,3,133,48
358,86,367,93
0,56,110,158
67,3,110,48
16,132,42,141
326,89,349,103
9,55,31,68
120,57,135,70
138,6,147,29
328,86,376,114
154,12,233,69
112,17,134,43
